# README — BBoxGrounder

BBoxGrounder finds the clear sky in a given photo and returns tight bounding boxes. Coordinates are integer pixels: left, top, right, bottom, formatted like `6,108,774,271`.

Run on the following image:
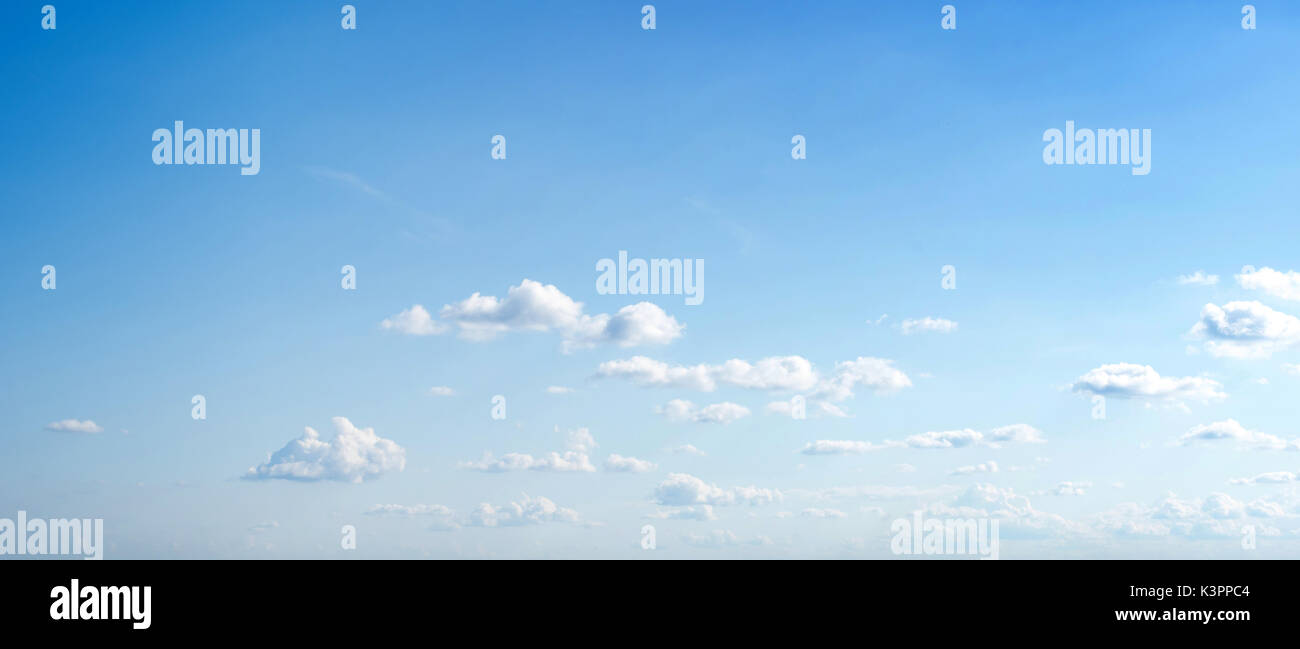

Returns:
3,1,1300,558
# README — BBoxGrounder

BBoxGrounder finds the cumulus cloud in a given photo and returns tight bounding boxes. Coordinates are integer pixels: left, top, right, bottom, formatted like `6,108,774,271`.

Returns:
657,399,751,424
1189,301,1300,359
244,417,406,483
1177,271,1219,286
467,494,581,527
800,424,1044,455
604,454,657,473
1229,471,1297,486
545,385,574,394
44,419,103,434
382,279,684,351
951,461,999,476
1071,363,1226,402
1237,265,1300,301
653,473,781,507
900,317,958,335
597,354,910,418
1178,419,1298,451
459,427,598,472
429,386,455,396
380,305,447,336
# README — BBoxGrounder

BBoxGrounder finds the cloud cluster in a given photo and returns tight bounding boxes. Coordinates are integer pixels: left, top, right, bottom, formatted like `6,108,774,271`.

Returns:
653,473,782,507
604,454,657,473
244,417,406,483
1178,419,1298,451
383,279,684,351
657,399,751,424
1237,265,1300,301
597,354,910,417
1177,271,1219,286
1189,301,1300,359
1071,363,1226,402
800,424,1044,455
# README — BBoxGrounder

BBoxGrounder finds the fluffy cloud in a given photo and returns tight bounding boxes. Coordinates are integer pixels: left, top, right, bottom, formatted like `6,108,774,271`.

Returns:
380,305,446,335
44,419,103,434
900,317,958,335
597,355,910,418
1189,301,1300,359
653,473,781,506
545,385,573,394
429,386,455,396
800,424,1044,455
1177,271,1219,286
1237,265,1300,301
459,451,595,472
467,494,581,527
1052,481,1091,496
382,279,684,351
604,454,657,473
1071,363,1226,402
1179,419,1298,451
244,417,406,483
657,399,751,424
459,427,598,472
596,355,817,392
1228,471,1297,486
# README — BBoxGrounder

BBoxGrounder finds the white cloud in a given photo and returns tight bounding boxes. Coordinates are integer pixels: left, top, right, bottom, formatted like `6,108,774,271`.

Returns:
657,399,751,424
800,424,1044,454
44,419,103,434
1283,363,1300,376
1237,265,1300,301
1189,301,1300,359
1052,481,1092,496
459,427,597,472
380,305,446,336
951,461,999,476
1178,419,1298,451
545,385,574,394
900,317,958,335
460,451,594,473
467,494,580,527
1228,471,1297,486
604,454,656,473
429,386,455,396
244,417,406,483
1176,271,1219,286
653,473,781,507
1071,363,1226,402
383,279,684,351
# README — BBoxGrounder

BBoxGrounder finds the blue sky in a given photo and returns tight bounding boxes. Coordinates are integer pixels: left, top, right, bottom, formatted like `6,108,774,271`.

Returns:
3,1,1300,558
